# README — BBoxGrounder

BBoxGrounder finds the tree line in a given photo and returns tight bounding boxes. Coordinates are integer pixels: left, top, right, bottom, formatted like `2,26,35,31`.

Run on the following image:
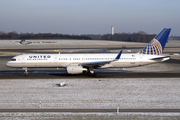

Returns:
0,31,91,40
0,31,157,43
101,33,156,43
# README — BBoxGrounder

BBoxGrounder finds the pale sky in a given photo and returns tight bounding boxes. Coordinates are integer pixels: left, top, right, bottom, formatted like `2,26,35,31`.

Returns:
0,0,180,35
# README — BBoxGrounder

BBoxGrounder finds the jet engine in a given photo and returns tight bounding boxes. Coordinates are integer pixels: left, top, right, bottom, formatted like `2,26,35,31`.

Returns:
66,65,87,74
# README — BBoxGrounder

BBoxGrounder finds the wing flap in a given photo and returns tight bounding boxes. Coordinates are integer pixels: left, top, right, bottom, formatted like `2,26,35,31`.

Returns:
80,50,123,68
80,60,111,68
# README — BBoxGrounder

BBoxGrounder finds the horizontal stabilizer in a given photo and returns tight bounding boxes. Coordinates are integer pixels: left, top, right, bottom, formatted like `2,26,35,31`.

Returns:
150,56,170,62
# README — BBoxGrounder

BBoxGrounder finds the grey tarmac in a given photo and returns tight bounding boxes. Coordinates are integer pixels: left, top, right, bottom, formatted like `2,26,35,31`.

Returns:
1,70,180,79
1,108,180,113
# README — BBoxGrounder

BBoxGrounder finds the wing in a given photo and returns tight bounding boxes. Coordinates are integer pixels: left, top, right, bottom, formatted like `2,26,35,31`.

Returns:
80,50,123,68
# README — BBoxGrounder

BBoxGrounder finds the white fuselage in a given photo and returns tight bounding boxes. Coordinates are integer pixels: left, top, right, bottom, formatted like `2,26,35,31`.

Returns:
6,53,168,69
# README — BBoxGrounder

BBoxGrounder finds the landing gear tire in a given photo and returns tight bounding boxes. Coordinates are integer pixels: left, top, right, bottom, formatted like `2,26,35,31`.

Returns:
23,68,29,77
87,68,97,77
25,73,29,77
92,73,97,77
87,72,97,77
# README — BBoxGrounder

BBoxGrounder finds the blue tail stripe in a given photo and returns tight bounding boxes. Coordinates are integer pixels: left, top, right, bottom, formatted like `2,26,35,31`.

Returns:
155,28,171,51
151,47,153,54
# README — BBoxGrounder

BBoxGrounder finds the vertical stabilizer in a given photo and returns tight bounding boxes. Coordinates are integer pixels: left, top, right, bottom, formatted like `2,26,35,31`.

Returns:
139,28,171,55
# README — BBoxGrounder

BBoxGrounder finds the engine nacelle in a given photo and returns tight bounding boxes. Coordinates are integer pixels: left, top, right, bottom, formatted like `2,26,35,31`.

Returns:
66,65,87,74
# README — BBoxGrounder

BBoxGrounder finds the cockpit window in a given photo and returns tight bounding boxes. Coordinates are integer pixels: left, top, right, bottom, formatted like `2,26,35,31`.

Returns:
10,59,16,61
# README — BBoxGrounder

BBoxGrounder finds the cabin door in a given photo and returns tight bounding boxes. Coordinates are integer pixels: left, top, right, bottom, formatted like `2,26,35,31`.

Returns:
22,57,25,63
54,56,58,63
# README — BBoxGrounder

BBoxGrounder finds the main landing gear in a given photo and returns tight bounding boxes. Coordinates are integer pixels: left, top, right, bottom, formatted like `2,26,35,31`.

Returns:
23,68,29,77
87,68,97,76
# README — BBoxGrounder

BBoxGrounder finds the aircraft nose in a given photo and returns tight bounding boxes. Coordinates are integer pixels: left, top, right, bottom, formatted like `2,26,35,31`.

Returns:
6,61,10,67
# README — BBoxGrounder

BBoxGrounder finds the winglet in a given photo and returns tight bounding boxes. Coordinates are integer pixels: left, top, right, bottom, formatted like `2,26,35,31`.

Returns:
115,50,123,60
102,50,105,53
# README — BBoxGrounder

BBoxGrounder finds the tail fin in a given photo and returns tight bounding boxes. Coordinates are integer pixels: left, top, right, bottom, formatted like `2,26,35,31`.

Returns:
139,28,171,55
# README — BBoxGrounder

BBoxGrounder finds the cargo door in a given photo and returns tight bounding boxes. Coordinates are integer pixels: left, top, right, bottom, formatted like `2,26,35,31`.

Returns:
140,55,143,63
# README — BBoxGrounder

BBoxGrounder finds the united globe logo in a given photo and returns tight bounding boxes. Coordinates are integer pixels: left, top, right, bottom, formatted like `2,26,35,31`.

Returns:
140,39,162,55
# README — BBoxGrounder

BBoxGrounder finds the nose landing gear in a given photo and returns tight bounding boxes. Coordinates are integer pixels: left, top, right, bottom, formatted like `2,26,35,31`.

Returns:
23,68,29,77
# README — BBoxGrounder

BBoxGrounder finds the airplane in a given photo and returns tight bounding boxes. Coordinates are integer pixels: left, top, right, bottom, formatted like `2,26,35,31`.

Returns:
6,28,171,76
